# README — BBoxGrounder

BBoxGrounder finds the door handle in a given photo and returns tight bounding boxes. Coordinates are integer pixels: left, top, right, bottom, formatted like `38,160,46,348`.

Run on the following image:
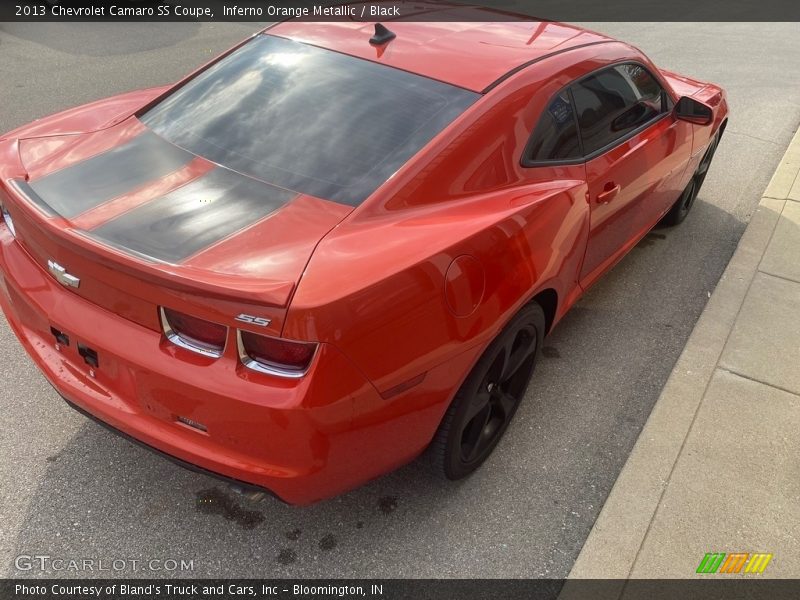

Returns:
597,183,621,204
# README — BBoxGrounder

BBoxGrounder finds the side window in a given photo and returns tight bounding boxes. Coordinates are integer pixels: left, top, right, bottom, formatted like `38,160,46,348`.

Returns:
571,63,667,155
526,91,582,162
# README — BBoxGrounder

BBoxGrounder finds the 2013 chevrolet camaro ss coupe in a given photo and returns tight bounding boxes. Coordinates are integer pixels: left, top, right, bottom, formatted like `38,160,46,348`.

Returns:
0,9,727,504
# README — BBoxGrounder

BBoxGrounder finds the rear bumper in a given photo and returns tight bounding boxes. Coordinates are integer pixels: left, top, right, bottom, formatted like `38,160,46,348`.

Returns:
61,393,279,500
0,227,450,505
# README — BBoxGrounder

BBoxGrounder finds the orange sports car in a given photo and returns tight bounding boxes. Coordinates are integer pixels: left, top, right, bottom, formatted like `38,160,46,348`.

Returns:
0,9,727,504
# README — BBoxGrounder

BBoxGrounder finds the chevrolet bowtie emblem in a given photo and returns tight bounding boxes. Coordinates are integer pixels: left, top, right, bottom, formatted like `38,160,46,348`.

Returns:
47,260,80,288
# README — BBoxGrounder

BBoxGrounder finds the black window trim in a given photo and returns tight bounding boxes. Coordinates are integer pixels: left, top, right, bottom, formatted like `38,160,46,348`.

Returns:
521,60,674,169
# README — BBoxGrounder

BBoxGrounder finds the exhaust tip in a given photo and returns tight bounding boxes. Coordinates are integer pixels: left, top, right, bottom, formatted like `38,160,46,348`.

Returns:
176,415,208,433
229,484,267,503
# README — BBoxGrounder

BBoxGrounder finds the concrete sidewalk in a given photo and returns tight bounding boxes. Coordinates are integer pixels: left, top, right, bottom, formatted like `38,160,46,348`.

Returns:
567,126,800,581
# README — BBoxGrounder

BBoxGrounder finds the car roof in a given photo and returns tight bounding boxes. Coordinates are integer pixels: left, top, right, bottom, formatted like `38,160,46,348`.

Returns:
268,4,614,92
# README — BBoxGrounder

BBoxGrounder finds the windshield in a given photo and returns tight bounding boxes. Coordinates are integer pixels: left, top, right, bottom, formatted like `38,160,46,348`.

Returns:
141,34,479,206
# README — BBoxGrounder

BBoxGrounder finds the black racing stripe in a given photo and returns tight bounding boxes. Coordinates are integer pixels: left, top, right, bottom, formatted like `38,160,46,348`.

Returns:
7,179,58,217
87,167,296,264
28,130,194,218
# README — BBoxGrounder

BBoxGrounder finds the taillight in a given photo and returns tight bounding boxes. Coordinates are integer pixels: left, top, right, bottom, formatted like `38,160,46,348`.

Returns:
0,202,15,237
160,307,227,358
237,330,317,377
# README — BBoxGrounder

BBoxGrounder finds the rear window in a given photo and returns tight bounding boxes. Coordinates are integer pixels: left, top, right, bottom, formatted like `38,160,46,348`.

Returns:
525,91,581,162
141,34,478,206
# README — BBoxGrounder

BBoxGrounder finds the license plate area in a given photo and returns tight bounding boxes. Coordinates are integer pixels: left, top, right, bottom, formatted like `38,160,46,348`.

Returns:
77,343,99,368
50,324,100,370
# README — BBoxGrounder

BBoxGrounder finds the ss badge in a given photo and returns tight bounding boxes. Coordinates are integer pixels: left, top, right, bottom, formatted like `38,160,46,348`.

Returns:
235,313,271,327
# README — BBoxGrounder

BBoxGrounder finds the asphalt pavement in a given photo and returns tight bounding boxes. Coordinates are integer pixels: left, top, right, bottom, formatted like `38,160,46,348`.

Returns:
0,22,798,578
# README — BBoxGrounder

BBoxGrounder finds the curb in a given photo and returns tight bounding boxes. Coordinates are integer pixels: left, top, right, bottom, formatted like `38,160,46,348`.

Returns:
565,125,800,581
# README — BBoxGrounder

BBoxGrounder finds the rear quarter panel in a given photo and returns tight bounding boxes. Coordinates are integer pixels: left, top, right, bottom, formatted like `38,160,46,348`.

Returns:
1,87,169,140
284,182,588,395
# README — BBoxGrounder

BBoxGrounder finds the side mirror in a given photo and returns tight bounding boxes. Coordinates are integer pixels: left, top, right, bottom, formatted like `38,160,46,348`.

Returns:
674,96,713,126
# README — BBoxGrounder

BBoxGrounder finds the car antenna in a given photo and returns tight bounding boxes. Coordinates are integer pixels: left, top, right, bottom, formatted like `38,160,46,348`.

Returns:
369,23,396,45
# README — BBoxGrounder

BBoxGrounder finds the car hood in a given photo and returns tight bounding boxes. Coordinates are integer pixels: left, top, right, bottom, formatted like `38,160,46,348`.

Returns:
13,118,352,309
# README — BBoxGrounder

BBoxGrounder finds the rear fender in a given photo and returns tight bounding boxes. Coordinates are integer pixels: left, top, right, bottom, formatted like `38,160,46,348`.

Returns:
1,87,169,141
284,179,590,395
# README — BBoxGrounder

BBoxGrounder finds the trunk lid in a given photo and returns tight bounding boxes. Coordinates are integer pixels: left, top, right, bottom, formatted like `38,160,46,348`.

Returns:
8,119,351,335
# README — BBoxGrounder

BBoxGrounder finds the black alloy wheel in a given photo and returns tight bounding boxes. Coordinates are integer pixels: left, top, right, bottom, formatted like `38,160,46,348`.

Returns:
675,177,699,223
430,302,545,480
662,132,720,226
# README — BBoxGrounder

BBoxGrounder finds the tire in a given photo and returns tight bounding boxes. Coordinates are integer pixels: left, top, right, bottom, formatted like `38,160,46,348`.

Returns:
661,132,719,227
430,302,545,480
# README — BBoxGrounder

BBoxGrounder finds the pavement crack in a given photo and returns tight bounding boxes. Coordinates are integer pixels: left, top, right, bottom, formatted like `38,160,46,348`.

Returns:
724,130,782,146
756,268,800,287
717,367,800,399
